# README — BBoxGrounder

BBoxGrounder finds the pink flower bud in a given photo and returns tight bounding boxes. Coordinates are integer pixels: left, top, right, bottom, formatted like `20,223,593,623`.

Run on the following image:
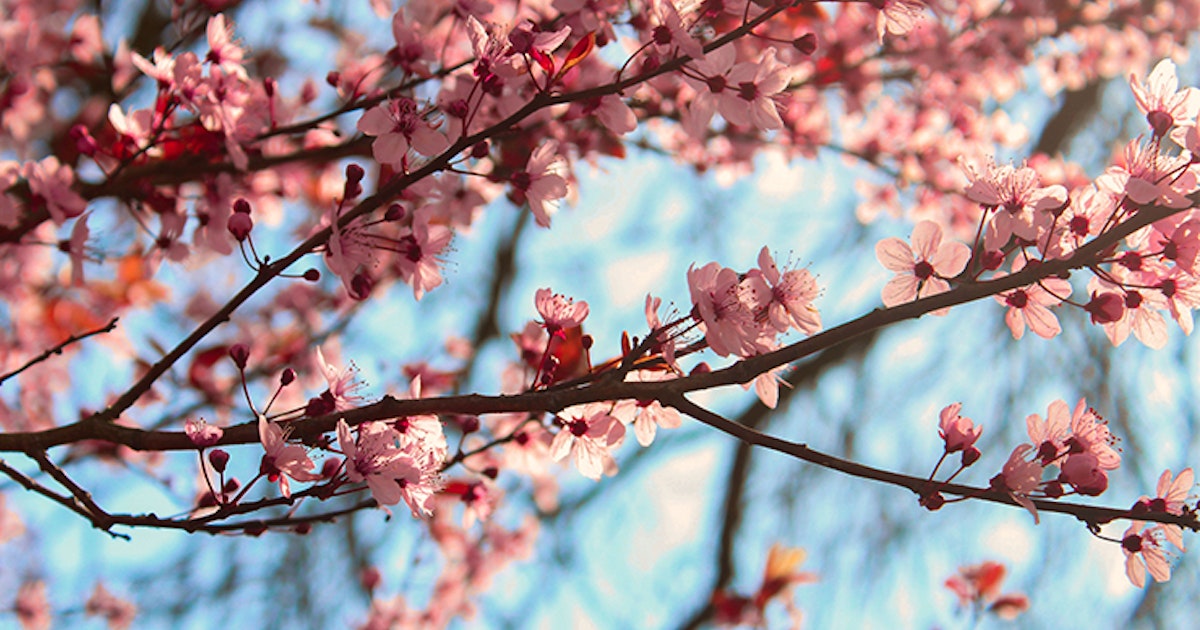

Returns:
227,212,253,241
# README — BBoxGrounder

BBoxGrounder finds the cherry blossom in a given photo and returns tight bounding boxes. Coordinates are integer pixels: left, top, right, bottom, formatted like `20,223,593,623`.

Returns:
312,346,367,414
1122,522,1173,588
511,141,569,228
944,561,1029,621
338,420,427,511
357,98,450,170
257,413,321,499
993,260,1072,340
550,403,625,480
938,402,981,454
873,0,926,43
754,246,822,336
991,444,1043,524
875,220,970,312
184,417,224,448
535,287,589,336
963,160,1067,250
1130,59,1200,138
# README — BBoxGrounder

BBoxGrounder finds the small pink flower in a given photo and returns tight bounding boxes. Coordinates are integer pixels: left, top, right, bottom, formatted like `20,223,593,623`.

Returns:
511,141,569,228
357,97,450,169
992,444,1043,524
550,403,624,480
205,14,247,79
535,288,589,336
312,346,366,413
994,259,1072,340
23,157,87,225
938,403,981,453
963,160,1066,250
1130,59,1200,137
873,0,926,43
338,419,423,509
184,417,224,448
85,582,137,630
875,221,970,312
755,247,821,336
15,580,51,630
395,214,452,301
258,414,321,498
1122,522,1172,588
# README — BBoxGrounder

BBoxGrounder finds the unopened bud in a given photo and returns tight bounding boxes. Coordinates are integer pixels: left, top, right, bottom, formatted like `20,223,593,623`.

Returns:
227,212,253,241
280,368,296,386
229,344,250,369
208,449,230,473
793,33,818,55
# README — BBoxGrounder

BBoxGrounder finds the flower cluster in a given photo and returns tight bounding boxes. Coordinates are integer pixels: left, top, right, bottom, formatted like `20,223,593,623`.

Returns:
927,400,1197,589
687,247,821,358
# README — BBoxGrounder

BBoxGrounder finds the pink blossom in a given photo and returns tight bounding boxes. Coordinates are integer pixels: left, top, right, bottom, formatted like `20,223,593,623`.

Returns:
338,420,427,511
62,214,91,286
626,371,683,447
258,414,321,498
874,0,926,43
992,444,1043,524
1059,452,1108,496
395,213,452,301
535,288,589,336
1122,522,1172,588
938,402,981,453
687,261,759,357
649,0,705,61
0,493,24,544
23,157,87,225
1135,467,1194,550
313,346,366,413
1025,401,1071,465
1130,59,1200,137
1096,138,1194,208
357,98,450,169
963,160,1066,250
875,221,970,312
184,417,224,447
1064,398,1120,471
205,14,247,80
994,260,1072,340
323,206,375,300
15,580,50,630
85,582,137,630
755,247,822,336
685,47,790,134
511,142,569,228
550,403,625,480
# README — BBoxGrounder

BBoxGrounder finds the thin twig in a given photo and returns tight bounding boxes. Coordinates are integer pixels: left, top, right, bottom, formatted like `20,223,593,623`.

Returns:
0,317,119,387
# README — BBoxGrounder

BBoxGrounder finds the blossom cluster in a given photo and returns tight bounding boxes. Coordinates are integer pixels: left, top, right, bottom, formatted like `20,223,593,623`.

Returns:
927,400,1196,589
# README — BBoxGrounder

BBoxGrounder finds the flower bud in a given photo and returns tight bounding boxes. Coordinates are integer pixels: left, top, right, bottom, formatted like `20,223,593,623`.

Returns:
280,368,296,386
227,212,253,241
208,449,230,473
229,344,250,369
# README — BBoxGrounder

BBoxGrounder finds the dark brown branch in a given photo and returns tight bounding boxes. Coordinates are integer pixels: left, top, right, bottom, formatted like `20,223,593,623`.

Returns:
665,394,1199,531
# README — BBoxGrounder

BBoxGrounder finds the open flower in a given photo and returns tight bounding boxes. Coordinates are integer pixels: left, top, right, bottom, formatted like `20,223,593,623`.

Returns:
1130,59,1200,138
875,221,970,313
511,141,568,228
258,414,321,498
1122,522,1172,588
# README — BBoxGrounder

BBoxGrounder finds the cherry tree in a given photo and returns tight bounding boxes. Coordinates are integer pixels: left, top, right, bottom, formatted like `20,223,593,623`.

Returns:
2,0,1200,627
